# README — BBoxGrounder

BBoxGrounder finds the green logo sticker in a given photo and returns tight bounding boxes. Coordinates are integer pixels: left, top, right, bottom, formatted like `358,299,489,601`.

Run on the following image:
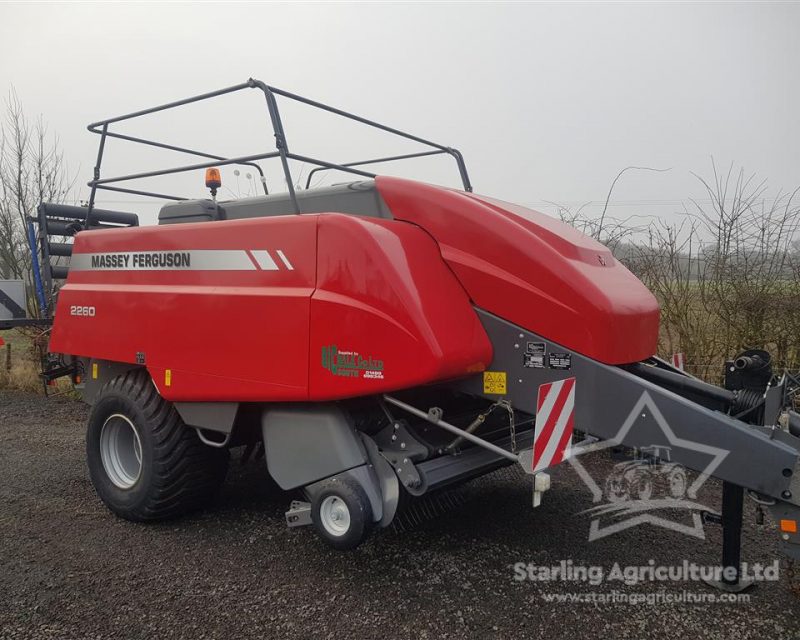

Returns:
321,345,385,380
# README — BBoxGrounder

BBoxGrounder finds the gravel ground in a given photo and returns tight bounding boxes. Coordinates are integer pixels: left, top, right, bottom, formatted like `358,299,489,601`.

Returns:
1,390,799,640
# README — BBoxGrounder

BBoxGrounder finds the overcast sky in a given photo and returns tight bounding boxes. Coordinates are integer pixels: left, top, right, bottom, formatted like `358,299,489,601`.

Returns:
1,1,798,226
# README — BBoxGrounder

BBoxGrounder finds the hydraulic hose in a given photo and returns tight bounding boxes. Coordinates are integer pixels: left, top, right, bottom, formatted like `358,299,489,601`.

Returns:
626,362,736,409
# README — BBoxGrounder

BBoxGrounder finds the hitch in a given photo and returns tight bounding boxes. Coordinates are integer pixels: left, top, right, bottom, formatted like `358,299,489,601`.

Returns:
41,363,76,383
701,352,787,592
40,356,78,393
285,500,312,528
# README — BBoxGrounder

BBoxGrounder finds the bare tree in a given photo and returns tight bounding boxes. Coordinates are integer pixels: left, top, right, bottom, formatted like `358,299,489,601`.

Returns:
548,199,646,253
552,160,800,380
689,160,800,368
626,160,800,378
597,165,671,236
626,218,726,376
0,88,74,316
548,165,670,254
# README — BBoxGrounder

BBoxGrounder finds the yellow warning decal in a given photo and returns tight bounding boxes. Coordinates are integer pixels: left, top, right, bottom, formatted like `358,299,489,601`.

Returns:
91,363,98,380
483,371,507,394
165,369,172,387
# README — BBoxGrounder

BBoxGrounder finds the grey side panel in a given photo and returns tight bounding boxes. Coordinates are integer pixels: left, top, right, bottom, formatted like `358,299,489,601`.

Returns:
79,359,141,404
158,181,391,225
361,435,399,527
457,309,800,502
261,405,368,490
174,402,239,434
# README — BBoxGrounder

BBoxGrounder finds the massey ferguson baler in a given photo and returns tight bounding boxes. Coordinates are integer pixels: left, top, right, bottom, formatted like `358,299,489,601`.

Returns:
13,80,800,589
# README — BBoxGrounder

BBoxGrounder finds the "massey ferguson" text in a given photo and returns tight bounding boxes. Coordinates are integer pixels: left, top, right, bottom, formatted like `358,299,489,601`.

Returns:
90,252,191,269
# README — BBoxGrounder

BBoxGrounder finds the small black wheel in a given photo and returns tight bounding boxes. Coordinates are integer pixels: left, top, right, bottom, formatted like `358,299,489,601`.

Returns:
86,369,229,521
310,477,372,550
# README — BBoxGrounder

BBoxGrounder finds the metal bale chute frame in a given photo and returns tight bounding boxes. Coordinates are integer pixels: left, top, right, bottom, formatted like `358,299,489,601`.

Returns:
6,78,472,323
6,79,800,592
83,78,473,216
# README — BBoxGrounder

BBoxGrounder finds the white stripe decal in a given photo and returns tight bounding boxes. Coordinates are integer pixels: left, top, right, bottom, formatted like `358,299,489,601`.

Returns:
250,250,279,271
71,249,295,272
276,249,294,270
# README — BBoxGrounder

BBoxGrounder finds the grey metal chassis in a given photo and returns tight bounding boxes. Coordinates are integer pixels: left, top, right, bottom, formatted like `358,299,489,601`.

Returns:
382,308,800,565
458,309,799,501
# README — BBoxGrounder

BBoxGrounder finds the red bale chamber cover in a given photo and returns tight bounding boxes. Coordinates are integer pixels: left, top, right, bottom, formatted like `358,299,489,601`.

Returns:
50,178,659,401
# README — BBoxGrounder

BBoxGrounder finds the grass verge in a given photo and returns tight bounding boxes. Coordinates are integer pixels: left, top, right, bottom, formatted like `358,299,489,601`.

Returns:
0,328,73,394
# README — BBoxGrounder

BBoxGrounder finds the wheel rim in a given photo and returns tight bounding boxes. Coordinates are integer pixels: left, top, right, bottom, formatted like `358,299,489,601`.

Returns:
319,495,351,537
99,414,143,489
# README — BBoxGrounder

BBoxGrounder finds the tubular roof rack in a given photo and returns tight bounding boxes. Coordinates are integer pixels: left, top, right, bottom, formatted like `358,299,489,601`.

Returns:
85,78,473,218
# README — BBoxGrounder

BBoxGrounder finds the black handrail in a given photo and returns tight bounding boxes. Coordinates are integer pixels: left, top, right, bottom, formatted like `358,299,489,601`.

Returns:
85,78,473,219
92,129,269,192
304,150,447,190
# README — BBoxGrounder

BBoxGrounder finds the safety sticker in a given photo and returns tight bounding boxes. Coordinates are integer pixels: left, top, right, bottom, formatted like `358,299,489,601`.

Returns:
548,352,572,370
524,342,546,368
483,371,507,394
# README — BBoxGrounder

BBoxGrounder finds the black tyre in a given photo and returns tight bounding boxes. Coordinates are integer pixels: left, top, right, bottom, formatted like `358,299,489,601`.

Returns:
86,369,229,521
310,477,372,550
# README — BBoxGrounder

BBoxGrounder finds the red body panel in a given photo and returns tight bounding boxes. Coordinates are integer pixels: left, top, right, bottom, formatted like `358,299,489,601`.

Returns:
51,177,659,400
376,177,660,364
50,213,492,401
309,215,491,400
50,217,317,400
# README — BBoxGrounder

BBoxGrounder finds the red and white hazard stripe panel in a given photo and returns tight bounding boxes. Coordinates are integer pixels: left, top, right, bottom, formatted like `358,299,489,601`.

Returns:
532,377,576,473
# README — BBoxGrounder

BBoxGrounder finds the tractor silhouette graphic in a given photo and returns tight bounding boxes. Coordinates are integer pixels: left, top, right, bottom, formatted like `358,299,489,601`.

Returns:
604,445,688,503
